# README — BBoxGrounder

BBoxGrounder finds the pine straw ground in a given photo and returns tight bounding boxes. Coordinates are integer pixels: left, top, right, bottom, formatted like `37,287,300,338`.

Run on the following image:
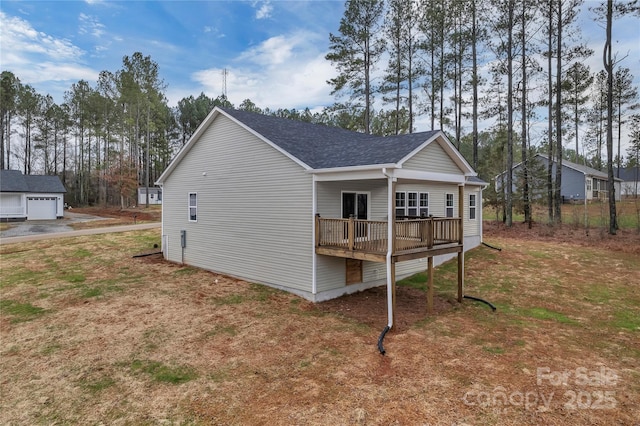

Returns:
0,225,638,425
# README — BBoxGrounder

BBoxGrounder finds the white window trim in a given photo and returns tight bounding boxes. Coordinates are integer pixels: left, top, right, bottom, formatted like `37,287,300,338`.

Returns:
469,193,477,220
188,192,197,222
446,193,454,218
340,190,371,220
419,192,429,217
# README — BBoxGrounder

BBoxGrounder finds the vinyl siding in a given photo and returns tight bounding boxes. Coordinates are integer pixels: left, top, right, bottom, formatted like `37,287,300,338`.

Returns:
464,186,482,237
403,140,464,174
162,114,313,293
315,180,387,293
314,180,476,294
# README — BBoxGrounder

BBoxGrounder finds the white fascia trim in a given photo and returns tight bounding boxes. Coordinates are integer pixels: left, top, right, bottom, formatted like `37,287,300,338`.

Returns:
391,168,466,184
311,165,396,182
310,163,397,174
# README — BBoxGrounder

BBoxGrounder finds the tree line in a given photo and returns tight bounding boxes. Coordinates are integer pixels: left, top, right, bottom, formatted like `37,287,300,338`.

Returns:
326,0,638,234
1,0,639,235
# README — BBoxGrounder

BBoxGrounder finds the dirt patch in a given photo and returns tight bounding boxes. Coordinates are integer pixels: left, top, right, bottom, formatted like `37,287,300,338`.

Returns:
484,220,640,254
72,206,161,222
317,286,460,331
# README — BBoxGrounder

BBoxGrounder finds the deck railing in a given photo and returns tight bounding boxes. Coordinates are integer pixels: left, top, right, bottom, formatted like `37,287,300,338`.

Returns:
315,215,461,255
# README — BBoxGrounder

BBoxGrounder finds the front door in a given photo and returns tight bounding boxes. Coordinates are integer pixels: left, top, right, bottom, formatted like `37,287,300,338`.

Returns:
342,192,368,238
342,192,368,220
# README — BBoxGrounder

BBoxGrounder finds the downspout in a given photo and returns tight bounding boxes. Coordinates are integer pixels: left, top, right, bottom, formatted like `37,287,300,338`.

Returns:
383,168,394,330
312,175,317,296
378,168,395,354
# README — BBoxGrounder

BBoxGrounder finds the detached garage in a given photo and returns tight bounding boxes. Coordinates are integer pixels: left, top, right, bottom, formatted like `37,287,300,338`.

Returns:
0,170,66,222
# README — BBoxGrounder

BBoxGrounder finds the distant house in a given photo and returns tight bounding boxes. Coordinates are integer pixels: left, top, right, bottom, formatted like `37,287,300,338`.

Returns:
0,170,66,221
496,153,622,202
156,107,486,329
137,186,162,205
615,166,640,198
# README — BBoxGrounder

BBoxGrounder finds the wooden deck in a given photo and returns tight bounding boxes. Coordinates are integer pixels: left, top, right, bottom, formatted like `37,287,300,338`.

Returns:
315,216,463,263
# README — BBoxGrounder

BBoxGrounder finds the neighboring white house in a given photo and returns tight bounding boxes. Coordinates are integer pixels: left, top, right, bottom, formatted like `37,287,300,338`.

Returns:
156,108,486,328
496,153,622,202
137,186,162,205
0,170,66,221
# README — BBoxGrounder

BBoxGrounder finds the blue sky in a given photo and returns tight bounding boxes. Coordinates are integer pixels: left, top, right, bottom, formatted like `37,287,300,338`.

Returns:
1,0,639,150
0,0,344,110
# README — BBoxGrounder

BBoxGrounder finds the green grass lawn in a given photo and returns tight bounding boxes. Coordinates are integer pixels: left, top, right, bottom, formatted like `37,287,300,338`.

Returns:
1,229,639,425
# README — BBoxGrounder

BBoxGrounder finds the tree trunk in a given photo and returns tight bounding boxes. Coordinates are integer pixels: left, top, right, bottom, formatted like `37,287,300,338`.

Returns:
554,0,563,224
604,0,617,234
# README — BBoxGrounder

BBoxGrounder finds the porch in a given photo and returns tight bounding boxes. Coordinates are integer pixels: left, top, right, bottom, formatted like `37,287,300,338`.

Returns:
315,216,463,263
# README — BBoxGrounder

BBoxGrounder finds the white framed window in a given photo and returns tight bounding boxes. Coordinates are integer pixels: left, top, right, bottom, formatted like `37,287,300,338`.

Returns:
446,193,454,218
419,192,429,217
395,192,406,218
407,192,418,217
469,194,477,220
188,192,197,222
342,191,369,220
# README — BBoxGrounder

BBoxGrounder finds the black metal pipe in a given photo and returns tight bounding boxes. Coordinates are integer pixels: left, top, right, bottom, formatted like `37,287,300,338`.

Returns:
463,295,497,311
377,325,390,355
482,241,502,251
132,251,163,258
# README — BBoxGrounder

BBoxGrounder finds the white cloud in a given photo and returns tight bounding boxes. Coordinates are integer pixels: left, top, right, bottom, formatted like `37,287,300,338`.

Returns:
190,31,336,110
0,11,97,101
253,0,273,20
0,11,84,61
79,13,106,38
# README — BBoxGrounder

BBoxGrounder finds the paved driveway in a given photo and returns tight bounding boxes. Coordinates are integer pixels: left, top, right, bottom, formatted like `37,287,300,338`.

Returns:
0,212,107,239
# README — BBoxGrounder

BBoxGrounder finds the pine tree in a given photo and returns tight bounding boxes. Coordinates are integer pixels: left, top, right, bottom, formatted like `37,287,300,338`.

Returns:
326,0,385,134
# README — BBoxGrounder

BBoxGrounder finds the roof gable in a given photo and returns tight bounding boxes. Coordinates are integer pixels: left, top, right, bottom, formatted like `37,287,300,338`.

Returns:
157,107,475,184
221,108,446,170
535,154,622,181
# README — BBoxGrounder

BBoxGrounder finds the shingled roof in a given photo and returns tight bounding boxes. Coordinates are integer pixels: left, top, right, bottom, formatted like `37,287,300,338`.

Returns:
0,170,66,193
221,108,441,169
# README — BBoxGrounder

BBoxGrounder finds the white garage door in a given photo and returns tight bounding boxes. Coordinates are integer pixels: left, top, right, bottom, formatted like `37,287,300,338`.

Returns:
27,197,57,220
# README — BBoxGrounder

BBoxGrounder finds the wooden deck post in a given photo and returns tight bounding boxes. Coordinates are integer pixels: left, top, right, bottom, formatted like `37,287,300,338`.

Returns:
348,215,355,251
457,184,464,303
427,256,434,314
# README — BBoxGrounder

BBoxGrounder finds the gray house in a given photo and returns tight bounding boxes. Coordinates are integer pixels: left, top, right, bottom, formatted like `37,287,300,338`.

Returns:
156,108,486,328
0,170,66,221
497,153,622,202
615,166,639,197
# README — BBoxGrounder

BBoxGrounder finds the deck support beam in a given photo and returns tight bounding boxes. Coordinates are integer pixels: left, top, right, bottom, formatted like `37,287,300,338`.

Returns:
427,256,434,315
457,184,465,303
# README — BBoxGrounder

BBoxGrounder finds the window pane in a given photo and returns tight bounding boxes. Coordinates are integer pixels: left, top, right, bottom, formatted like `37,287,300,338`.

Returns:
395,192,405,207
189,193,197,207
419,208,429,217
408,208,418,216
408,192,417,207
469,194,476,207
342,193,355,218
357,193,368,220
470,208,476,220
420,193,429,207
